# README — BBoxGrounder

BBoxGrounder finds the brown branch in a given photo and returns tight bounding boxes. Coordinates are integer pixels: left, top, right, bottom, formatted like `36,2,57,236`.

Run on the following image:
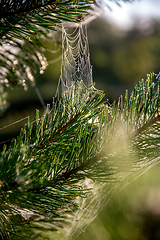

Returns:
25,151,104,193
37,110,83,152
134,114,160,137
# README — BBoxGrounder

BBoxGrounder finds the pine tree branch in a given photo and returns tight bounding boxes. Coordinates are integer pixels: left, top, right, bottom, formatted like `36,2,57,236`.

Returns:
0,0,93,40
0,0,57,19
135,114,160,137
0,74,159,239
36,110,83,152
25,151,104,193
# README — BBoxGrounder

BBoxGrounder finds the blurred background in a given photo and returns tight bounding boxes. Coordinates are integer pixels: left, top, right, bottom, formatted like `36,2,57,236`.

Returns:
1,0,160,239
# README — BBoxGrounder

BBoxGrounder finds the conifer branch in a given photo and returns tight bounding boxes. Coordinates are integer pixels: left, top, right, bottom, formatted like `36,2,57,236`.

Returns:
0,73,159,239
0,0,57,19
135,114,160,137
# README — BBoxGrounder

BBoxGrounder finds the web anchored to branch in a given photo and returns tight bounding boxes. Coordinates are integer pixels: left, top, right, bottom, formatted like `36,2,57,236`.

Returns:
0,18,160,240
56,22,94,98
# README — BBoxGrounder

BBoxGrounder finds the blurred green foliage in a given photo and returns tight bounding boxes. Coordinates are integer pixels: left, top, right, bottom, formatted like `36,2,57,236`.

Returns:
88,18,160,102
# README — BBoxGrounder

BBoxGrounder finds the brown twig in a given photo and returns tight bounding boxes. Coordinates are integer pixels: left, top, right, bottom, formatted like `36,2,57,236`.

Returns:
25,151,104,193
37,110,83,152
134,114,160,137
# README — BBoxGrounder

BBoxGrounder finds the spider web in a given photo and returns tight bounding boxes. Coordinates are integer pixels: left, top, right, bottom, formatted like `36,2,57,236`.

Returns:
55,22,93,99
